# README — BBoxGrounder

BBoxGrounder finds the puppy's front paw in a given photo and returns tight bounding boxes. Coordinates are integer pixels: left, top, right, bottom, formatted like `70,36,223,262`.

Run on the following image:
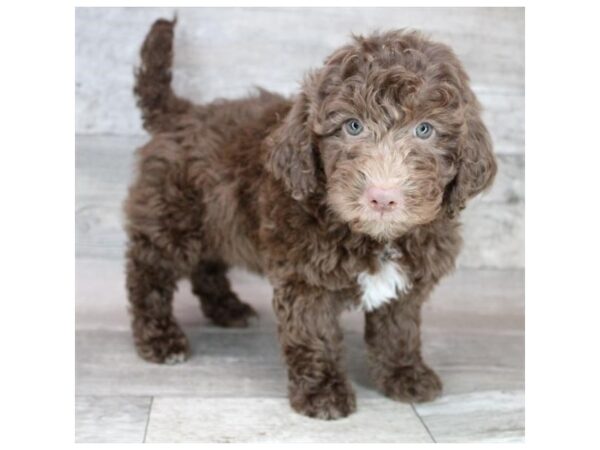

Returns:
379,363,442,403
289,375,357,420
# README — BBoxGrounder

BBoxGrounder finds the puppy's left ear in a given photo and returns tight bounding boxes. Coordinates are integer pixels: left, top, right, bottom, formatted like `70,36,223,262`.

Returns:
446,101,497,217
265,86,319,201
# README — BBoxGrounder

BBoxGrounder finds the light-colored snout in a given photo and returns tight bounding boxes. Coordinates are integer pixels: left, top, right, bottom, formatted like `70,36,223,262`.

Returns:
364,186,403,213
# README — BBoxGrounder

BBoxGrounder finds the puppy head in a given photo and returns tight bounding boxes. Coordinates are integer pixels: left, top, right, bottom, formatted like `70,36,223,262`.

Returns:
266,30,496,241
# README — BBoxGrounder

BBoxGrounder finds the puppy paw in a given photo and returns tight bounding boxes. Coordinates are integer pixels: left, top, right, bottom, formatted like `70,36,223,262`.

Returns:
133,318,190,364
203,296,258,328
378,363,442,403
289,375,357,420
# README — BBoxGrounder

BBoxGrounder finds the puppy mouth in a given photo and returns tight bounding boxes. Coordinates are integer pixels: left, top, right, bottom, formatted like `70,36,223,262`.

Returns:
362,207,402,222
347,204,410,240
349,218,408,241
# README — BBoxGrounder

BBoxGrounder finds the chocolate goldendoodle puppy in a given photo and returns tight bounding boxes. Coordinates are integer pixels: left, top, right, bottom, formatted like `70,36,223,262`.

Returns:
125,18,497,419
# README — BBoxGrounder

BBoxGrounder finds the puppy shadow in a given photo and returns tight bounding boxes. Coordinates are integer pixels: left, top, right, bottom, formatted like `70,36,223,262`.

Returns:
345,332,378,393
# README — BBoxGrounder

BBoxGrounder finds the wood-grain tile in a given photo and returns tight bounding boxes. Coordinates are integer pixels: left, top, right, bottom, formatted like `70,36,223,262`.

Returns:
75,396,151,443
76,327,287,397
347,329,524,397
414,390,525,443
77,257,523,333
76,327,523,398
76,260,523,441
145,397,432,443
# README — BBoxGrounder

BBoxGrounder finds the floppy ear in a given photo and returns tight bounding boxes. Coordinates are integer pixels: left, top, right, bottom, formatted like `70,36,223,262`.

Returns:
446,102,497,217
265,88,319,201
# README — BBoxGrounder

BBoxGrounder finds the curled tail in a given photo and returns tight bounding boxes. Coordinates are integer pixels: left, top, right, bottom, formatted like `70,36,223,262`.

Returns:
134,18,192,134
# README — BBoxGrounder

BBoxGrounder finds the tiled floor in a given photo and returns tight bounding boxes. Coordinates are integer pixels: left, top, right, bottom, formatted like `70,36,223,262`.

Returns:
75,258,524,443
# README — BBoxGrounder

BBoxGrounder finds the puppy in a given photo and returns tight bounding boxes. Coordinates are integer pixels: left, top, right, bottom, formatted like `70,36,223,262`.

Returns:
125,18,497,420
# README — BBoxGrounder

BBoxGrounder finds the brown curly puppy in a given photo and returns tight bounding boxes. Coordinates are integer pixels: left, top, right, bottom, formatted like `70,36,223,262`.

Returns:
125,18,497,420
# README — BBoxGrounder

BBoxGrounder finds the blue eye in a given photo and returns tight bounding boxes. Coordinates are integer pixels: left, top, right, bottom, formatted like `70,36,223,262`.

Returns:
345,119,364,136
415,122,434,139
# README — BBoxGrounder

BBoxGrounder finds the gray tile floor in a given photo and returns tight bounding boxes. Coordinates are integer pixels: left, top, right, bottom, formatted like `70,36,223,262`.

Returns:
75,258,524,443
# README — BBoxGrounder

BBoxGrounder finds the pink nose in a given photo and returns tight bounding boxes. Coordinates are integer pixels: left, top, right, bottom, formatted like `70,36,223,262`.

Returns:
365,186,403,212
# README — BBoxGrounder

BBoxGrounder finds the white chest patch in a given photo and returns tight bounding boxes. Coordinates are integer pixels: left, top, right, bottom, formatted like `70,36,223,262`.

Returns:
357,258,411,311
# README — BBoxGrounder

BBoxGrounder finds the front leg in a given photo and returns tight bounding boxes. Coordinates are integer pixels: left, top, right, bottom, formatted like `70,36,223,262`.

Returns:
272,281,356,420
364,290,442,403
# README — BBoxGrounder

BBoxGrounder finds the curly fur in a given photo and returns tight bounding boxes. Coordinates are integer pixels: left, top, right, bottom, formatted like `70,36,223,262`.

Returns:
124,18,497,419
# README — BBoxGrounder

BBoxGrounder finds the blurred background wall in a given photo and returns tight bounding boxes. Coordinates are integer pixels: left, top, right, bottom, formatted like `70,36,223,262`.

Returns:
75,7,524,269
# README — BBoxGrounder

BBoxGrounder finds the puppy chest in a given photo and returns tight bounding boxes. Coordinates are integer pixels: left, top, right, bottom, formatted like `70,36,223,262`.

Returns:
357,257,411,311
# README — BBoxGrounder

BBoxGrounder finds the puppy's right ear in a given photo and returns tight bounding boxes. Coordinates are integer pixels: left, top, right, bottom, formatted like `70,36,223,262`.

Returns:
265,88,319,201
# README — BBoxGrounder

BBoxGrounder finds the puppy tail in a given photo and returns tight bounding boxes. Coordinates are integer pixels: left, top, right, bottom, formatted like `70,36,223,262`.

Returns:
134,17,192,134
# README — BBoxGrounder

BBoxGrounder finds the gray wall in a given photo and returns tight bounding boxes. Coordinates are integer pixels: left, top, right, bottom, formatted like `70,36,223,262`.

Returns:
75,7,524,269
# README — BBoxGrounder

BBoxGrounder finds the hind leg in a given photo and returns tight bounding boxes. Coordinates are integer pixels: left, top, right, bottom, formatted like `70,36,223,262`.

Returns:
126,239,189,364
190,260,257,327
